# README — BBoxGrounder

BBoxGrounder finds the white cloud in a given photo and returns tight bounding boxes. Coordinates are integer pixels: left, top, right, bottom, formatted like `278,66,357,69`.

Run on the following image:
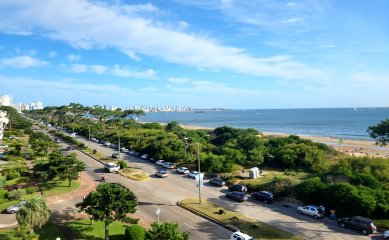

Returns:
0,0,327,80
282,17,304,24
67,63,155,78
0,55,47,68
67,54,82,61
286,2,297,7
168,77,189,84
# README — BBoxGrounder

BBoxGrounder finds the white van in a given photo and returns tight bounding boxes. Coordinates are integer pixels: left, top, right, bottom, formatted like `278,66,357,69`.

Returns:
105,162,120,173
230,231,255,240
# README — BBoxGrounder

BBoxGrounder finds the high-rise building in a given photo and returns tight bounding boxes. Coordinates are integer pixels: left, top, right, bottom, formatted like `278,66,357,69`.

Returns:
0,95,12,106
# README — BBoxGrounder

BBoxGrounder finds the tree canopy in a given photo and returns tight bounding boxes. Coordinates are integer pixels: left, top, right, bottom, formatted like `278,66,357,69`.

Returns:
368,118,389,146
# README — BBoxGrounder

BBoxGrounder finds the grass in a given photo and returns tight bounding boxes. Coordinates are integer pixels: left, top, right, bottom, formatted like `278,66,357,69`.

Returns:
67,219,129,240
180,198,299,240
0,228,15,240
40,179,80,197
118,169,149,181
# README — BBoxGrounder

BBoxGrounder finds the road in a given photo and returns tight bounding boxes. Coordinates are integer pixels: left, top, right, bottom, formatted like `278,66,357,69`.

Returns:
66,132,380,240
60,141,231,240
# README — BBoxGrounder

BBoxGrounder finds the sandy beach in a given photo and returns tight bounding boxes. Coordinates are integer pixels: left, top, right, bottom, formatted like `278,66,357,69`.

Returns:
179,124,389,158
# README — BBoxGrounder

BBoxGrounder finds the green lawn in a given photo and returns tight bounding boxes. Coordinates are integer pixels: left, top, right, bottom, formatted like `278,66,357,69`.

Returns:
67,219,129,240
40,179,80,197
0,222,66,240
180,198,299,240
6,176,30,185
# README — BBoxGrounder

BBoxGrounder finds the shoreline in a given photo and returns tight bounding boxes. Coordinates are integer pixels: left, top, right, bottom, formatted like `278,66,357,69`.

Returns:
178,123,389,158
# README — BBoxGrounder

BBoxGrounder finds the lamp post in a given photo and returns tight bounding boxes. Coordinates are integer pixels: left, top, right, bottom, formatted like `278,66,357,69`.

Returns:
185,134,209,204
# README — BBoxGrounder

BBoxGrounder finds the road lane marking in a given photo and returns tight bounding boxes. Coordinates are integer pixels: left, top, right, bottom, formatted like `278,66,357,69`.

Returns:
184,223,197,230
152,193,160,198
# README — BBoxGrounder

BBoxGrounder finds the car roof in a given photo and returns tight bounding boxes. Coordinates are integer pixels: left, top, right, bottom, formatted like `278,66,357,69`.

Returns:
233,231,252,238
306,205,319,208
352,216,374,222
106,162,116,166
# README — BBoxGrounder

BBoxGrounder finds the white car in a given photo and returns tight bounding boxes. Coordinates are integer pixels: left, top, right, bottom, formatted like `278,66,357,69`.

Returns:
105,162,120,173
188,171,199,178
70,132,77,136
140,154,148,159
7,201,27,214
156,160,165,166
121,147,129,153
297,205,324,219
384,230,389,240
104,141,111,146
163,162,175,169
230,231,254,240
177,167,189,174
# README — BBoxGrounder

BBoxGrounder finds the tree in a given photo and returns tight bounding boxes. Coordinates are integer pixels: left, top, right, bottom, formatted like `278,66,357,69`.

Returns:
15,197,50,239
368,118,389,146
295,177,326,205
147,222,189,240
76,183,139,240
55,153,85,187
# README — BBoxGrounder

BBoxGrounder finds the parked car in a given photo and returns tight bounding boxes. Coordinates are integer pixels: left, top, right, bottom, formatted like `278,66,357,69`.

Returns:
155,170,168,178
297,205,324,219
226,191,248,202
91,137,99,143
105,162,120,173
230,231,255,240
6,201,27,214
70,132,77,136
228,184,247,193
209,178,226,187
156,160,165,166
384,230,389,240
163,162,175,169
149,157,155,162
104,141,111,147
129,150,135,155
111,153,120,159
140,154,148,159
110,144,117,149
121,147,129,153
251,191,274,203
338,216,377,235
188,171,199,178
177,167,189,174
66,146,73,151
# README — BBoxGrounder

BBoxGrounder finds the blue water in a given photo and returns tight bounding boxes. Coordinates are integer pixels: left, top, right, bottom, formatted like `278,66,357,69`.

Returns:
141,108,389,141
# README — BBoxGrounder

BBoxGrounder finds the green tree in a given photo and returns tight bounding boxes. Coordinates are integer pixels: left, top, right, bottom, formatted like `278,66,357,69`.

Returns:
125,225,146,240
147,222,189,240
76,183,139,240
295,177,326,204
15,197,50,239
368,118,389,146
55,153,85,187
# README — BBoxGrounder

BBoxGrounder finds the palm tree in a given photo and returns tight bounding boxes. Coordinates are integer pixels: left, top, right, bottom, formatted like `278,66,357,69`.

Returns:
16,197,51,238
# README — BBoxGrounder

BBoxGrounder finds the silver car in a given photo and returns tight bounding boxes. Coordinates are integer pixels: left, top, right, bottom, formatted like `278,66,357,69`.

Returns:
7,201,27,214
297,205,324,219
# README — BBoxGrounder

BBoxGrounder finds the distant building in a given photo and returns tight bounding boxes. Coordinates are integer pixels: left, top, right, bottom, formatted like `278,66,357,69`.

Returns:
30,101,44,110
0,95,12,106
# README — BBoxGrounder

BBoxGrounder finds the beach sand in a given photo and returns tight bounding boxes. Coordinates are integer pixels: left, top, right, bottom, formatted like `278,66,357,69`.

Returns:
179,124,389,158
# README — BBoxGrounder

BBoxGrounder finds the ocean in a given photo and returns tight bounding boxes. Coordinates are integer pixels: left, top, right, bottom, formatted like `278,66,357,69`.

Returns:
141,108,389,141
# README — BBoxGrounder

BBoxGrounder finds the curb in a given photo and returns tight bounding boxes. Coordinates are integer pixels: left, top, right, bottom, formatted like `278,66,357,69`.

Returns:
177,201,237,233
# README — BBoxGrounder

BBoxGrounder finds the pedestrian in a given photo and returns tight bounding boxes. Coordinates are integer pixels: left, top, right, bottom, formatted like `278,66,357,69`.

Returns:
101,173,105,182
330,209,336,220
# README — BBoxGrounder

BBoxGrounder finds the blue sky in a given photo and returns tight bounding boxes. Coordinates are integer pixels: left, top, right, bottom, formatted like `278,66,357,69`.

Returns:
0,0,388,109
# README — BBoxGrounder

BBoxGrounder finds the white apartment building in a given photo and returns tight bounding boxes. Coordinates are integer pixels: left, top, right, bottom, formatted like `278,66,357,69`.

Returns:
0,95,12,106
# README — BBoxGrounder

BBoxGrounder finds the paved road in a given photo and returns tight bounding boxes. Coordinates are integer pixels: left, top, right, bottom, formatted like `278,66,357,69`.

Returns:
68,132,381,240
61,142,231,240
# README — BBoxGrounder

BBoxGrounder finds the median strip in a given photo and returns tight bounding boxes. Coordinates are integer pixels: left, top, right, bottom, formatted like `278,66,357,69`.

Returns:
179,198,299,240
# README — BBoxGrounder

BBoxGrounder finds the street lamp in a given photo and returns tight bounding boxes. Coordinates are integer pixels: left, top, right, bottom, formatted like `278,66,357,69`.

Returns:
185,134,210,204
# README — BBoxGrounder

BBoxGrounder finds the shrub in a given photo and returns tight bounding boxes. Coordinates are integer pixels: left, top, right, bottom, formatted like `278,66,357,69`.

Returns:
93,149,97,154
375,219,389,230
6,189,26,200
218,209,225,215
25,186,36,194
125,225,146,240
118,160,128,170
0,189,7,199
7,171,20,180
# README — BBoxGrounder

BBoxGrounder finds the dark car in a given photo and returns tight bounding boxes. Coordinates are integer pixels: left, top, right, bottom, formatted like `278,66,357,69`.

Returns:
66,146,73,151
228,184,247,193
111,153,120,159
338,216,377,235
251,191,274,203
209,178,226,187
226,191,248,202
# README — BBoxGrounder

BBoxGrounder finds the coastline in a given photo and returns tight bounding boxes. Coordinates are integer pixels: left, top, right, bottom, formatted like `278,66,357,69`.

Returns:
179,123,389,158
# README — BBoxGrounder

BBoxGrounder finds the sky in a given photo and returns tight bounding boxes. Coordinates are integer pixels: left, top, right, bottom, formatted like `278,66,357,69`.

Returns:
0,0,388,109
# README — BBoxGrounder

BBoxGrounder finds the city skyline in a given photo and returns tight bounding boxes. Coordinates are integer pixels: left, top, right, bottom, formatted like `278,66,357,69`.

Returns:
0,1,388,109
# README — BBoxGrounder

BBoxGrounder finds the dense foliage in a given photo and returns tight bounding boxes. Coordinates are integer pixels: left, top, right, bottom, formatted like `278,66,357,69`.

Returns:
0,106,32,133
368,118,389,146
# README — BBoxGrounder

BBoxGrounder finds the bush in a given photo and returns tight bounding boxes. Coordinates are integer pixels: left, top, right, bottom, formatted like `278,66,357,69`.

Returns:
7,171,20,180
0,189,7,199
375,219,389,230
6,189,26,200
125,225,146,240
93,149,97,154
118,160,128,170
25,186,36,194
218,209,225,215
